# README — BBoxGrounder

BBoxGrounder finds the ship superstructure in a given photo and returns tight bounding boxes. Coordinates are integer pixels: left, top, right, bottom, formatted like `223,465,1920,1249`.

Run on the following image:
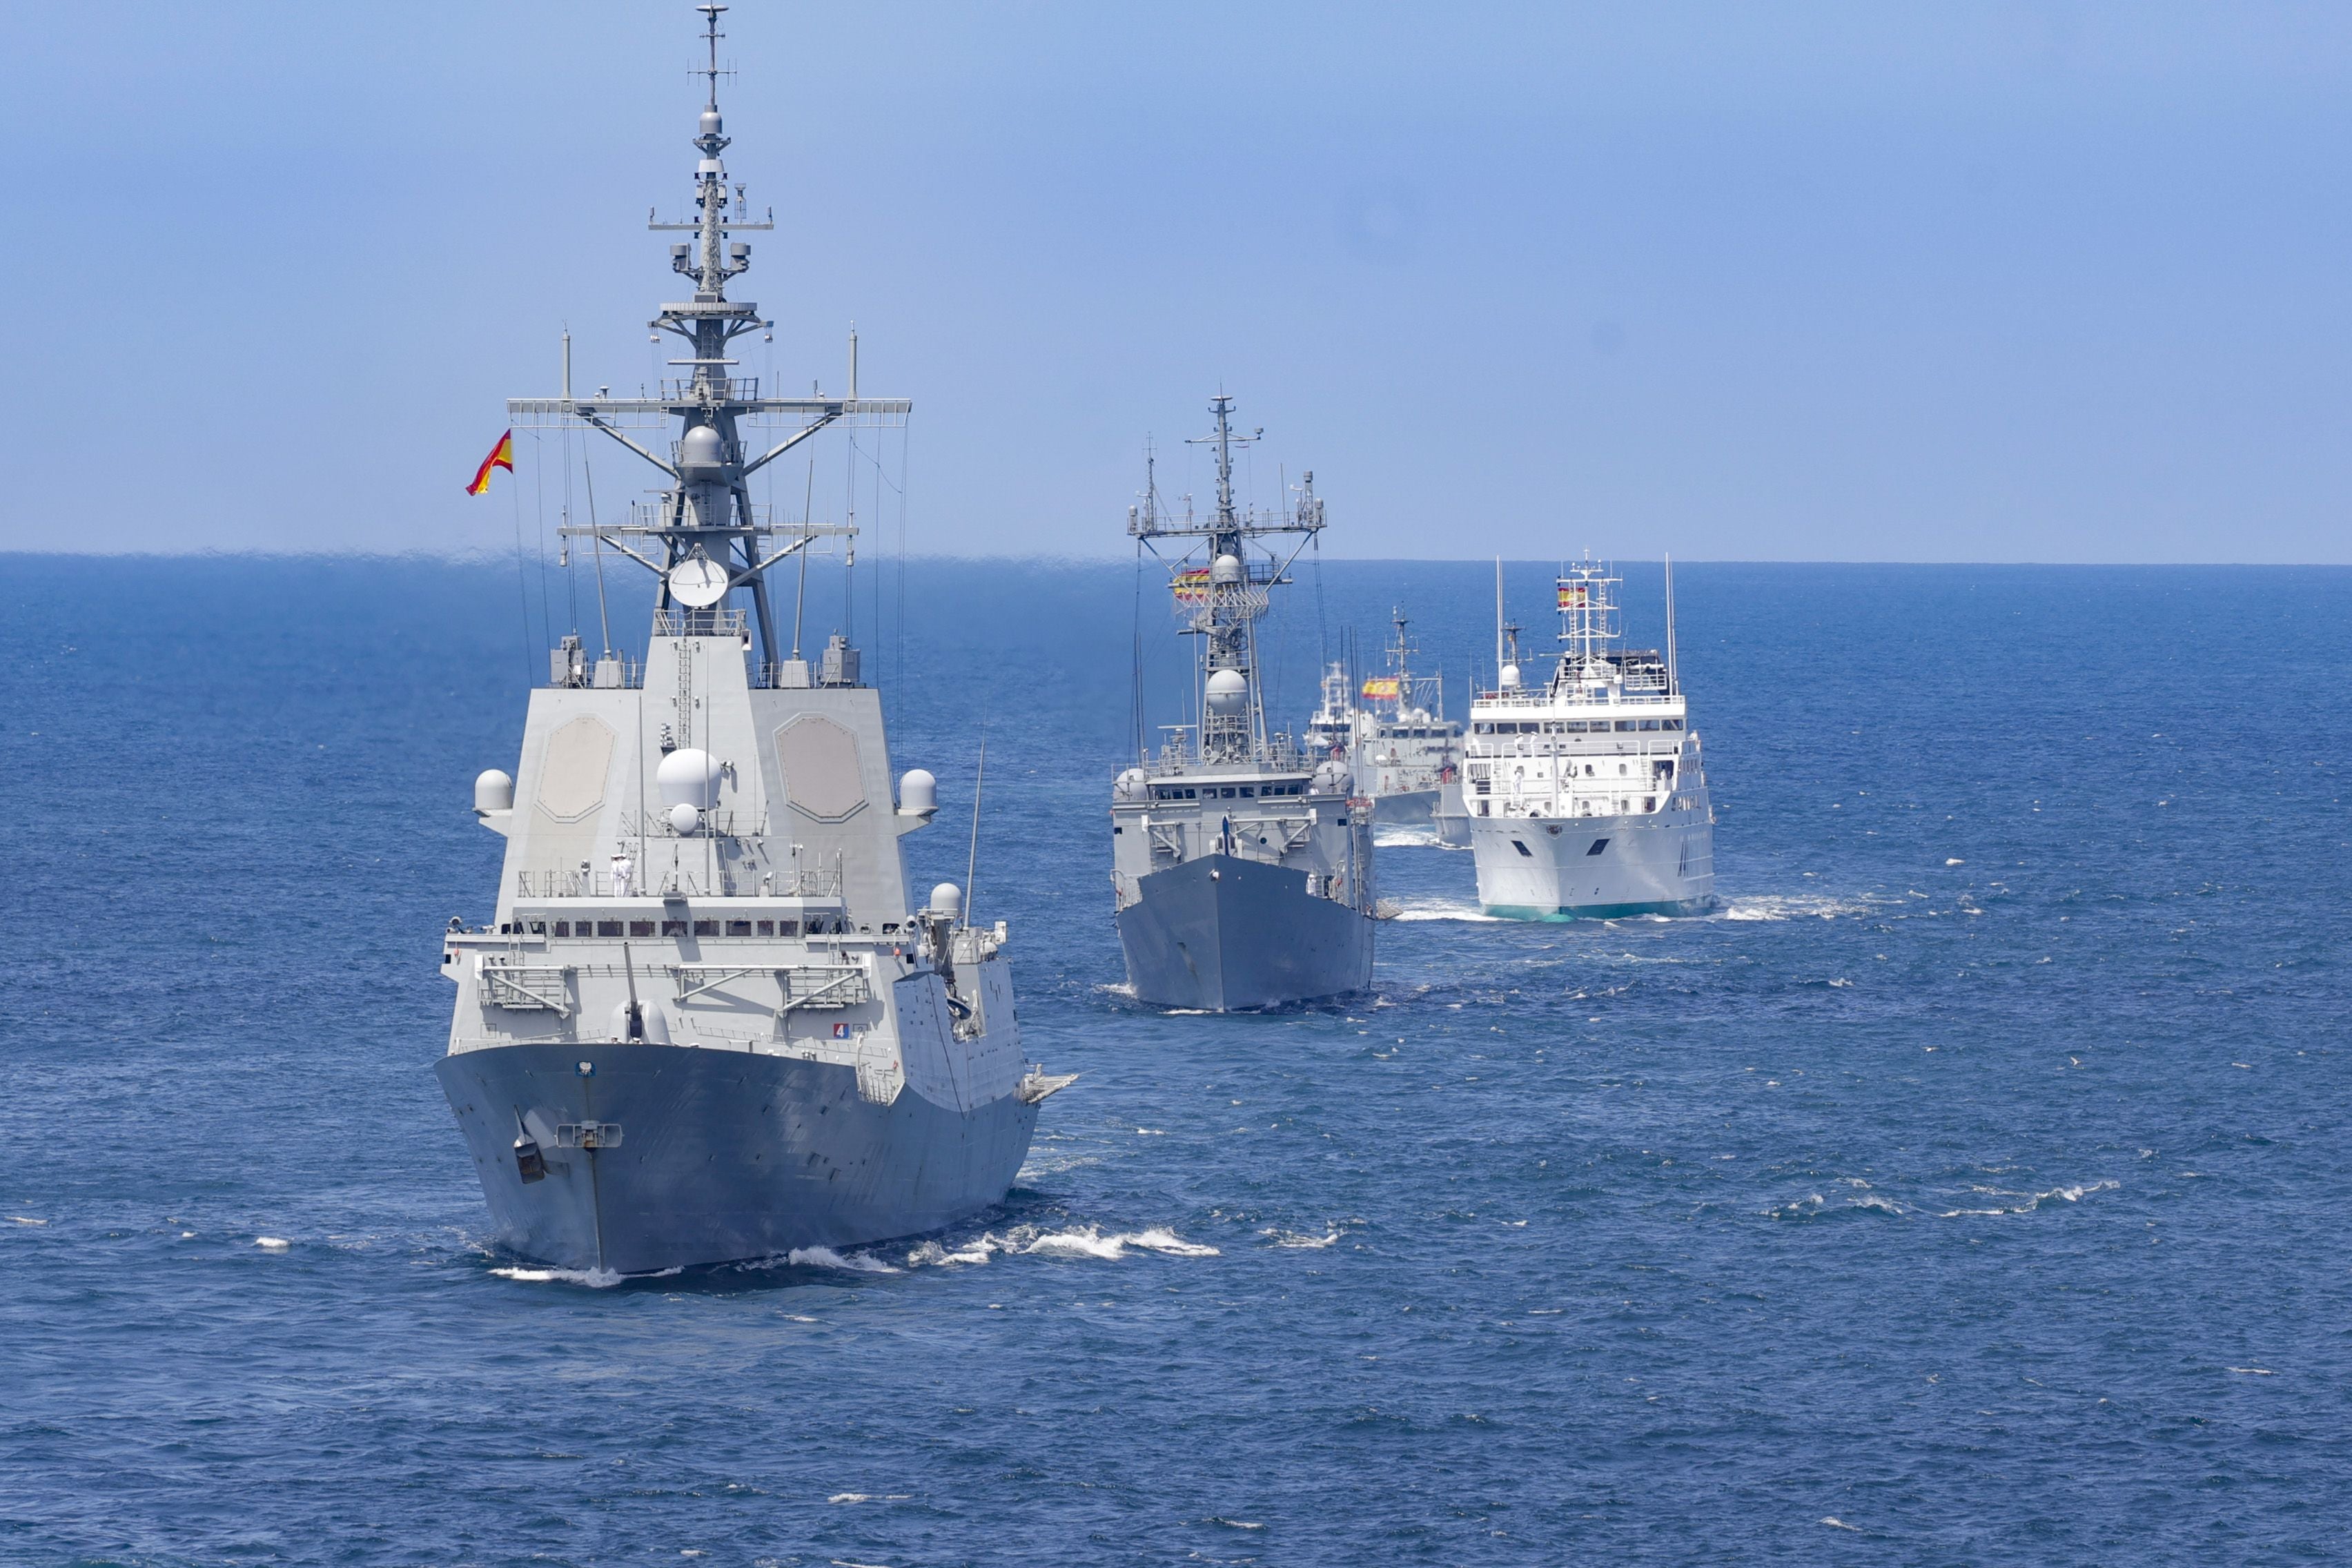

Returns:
1464,557,1716,918
1303,609,1467,845
1110,396,1377,1010
435,6,1066,1274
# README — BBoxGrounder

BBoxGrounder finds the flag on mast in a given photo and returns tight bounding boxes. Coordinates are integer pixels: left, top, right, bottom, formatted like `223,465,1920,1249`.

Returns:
466,430,516,496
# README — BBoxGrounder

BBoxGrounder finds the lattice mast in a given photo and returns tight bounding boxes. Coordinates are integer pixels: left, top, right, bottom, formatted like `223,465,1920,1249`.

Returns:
520,3,908,669
1127,393,1326,764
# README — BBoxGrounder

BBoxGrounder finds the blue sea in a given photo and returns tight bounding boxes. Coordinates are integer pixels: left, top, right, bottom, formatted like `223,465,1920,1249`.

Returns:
4,554,2347,1565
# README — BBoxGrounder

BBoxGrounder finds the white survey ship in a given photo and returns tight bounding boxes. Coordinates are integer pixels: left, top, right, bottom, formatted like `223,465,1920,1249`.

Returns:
1464,558,1716,918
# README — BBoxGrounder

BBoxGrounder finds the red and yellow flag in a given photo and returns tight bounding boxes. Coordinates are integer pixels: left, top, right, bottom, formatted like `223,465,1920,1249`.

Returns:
1557,581,1589,609
1171,566,1211,605
466,430,516,496
1360,676,1401,700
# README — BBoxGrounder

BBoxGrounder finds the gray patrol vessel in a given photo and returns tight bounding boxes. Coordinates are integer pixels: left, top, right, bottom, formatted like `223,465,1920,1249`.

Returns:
1110,396,1378,1010
435,6,1068,1275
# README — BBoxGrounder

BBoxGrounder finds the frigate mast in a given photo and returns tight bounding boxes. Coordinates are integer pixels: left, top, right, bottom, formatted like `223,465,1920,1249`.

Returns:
519,2,907,674
1128,393,1325,765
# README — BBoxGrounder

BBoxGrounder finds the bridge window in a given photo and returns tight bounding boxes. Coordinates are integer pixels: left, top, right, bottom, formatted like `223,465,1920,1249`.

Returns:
551,921,571,938
662,920,688,937
628,921,655,938
694,920,720,937
1638,720,1660,731
1663,718,1684,729
598,920,625,937
1614,721,1635,732
726,920,753,937
756,919,775,936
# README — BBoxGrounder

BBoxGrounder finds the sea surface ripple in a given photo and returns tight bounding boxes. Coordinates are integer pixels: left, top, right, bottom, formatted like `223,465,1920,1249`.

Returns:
1,557,2346,1565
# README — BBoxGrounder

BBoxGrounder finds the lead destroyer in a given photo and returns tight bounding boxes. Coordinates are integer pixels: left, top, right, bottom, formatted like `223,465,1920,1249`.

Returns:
1465,558,1716,917
434,8,1067,1274
1110,396,1377,1010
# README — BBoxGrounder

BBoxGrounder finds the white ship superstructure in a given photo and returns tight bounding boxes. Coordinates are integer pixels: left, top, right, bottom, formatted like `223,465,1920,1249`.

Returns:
1109,398,1377,1010
433,6,1067,1274
1464,558,1715,918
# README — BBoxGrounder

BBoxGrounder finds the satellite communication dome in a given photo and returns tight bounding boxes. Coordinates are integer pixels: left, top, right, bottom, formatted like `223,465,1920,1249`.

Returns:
667,801,702,836
1115,767,1149,801
1500,663,1522,689
700,110,722,136
1211,553,1244,585
898,768,937,815
1205,669,1248,714
473,769,514,814
678,424,724,473
930,883,964,921
655,747,722,809
1311,760,1353,796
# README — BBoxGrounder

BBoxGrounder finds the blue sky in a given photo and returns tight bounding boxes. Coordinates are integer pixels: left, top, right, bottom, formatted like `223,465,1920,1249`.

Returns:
3,2,2348,561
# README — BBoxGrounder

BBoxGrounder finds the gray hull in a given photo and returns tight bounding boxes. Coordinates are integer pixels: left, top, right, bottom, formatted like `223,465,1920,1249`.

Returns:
1371,787,1438,825
1117,852,1374,1011
436,1043,1037,1273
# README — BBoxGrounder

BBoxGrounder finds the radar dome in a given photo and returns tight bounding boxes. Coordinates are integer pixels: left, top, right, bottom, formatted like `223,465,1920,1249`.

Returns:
699,110,722,136
1500,663,1522,689
898,768,937,815
655,747,721,810
473,769,514,814
1211,553,1244,585
679,424,724,473
1204,669,1248,714
1115,767,1149,802
929,882,964,921
667,801,703,836
1311,760,1353,796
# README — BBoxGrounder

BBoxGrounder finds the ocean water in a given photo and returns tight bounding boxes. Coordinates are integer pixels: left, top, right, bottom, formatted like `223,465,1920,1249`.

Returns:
3,553,2347,1566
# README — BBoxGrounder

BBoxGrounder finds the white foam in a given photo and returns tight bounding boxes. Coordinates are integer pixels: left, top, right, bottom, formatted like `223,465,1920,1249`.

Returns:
2228,1366,2275,1375
905,1237,997,1268
1946,858,1966,866
1263,1227,1341,1249
1208,1518,1266,1530
1719,892,1877,923
491,1266,625,1287
1017,1224,1219,1260
1936,1179,2118,1217
255,1236,291,1251
785,1246,899,1274
1389,898,1504,923
1822,1517,1861,1531
8,1216,46,1226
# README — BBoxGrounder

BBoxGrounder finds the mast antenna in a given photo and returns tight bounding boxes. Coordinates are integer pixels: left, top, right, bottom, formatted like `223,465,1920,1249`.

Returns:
1664,552,1680,696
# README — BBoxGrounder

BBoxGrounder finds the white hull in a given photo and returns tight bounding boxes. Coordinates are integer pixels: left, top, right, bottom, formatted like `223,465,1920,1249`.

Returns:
1469,803,1714,918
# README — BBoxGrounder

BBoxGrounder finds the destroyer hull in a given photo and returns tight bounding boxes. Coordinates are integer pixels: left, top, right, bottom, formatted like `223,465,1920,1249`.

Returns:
1117,853,1374,1010
436,1042,1037,1273
1470,809,1715,919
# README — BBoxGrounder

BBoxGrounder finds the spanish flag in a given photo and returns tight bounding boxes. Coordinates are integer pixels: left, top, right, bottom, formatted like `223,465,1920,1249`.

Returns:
466,430,515,496
1557,581,1589,609
1171,566,1211,605
1360,676,1400,700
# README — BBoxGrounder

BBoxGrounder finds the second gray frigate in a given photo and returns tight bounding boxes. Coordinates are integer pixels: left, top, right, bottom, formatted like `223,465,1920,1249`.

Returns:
1109,395,1378,1010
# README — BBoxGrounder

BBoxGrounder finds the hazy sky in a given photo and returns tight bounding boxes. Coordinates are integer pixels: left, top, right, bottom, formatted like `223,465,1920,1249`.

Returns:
5,2,2349,561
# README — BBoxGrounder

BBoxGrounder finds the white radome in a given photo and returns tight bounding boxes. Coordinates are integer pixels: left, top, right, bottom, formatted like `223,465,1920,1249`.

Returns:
655,747,721,809
474,769,515,814
667,801,702,836
1205,669,1248,714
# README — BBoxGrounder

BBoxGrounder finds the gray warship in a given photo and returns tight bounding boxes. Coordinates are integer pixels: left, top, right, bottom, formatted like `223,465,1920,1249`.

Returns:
435,6,1068,1275
1110,396,1378,1010
1302,608,1469,845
